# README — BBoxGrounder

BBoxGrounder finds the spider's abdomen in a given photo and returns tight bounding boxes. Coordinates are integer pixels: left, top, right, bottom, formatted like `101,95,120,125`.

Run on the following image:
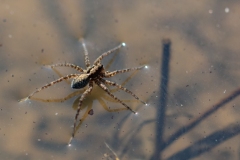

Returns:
71,74,90,89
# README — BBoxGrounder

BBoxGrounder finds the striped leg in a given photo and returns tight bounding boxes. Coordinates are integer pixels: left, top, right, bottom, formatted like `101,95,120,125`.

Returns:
69,81,93,145
93,43,124,65
99,78,146,105
22,74,79,101
80,38,91,68
103,66,144,78
95,80,136,114
46,63,84,72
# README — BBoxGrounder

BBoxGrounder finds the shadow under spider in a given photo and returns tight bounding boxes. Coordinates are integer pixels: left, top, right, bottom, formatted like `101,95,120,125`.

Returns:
22,39,146,145
32,68,142,139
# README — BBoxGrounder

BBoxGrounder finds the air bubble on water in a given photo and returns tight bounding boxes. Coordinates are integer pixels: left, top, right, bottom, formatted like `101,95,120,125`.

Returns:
122,42,126,47
225,7,229,13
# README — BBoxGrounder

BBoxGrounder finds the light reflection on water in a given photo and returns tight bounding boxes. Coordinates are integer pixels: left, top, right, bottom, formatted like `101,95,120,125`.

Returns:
0,0,240,159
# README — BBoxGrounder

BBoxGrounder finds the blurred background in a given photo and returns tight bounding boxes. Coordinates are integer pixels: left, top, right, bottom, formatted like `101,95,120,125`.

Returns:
0,0,240,159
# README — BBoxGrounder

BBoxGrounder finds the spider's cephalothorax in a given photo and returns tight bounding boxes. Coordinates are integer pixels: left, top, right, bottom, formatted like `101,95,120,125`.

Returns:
21,39,146,145
71,64,104,89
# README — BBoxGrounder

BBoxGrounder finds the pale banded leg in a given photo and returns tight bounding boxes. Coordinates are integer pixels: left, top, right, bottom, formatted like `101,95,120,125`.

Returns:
73,102,93,138
24,74,79,100
31,90,83,103
103,66,144,78
46,63,84,72
99,78,146,105
93,43,124,65
80,38,90,68
69,81,93,144
95,80,136,114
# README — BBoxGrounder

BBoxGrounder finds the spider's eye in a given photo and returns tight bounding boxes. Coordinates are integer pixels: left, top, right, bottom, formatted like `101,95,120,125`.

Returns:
71,74,90,89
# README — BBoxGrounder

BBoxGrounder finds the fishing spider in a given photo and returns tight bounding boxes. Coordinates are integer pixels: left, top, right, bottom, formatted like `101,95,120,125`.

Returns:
21,39,146,145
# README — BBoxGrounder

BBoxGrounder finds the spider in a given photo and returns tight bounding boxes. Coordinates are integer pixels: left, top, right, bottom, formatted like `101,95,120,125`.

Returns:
21,39,146,145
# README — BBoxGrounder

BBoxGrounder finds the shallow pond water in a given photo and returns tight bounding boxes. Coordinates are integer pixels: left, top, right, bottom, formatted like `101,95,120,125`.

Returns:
0,0,240,159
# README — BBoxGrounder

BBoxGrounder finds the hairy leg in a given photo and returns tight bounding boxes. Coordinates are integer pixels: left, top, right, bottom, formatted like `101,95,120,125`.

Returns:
21,74,79,101
103,66,144,78
95,80,136,114
99,78,146,104
46,63,84,72
69,81,93,144
93,43,124,65
80,38,91,68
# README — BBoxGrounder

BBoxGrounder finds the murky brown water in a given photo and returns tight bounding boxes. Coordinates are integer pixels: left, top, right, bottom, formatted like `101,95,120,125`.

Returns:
0,0,240,159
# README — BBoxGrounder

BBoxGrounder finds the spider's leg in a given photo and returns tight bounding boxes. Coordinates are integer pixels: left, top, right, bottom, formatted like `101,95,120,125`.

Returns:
95,80,136,114
46,63,84,72
69,81,93,144
93,43,124,65
99,78,146,105
103,66,144,78
22,74,79,101
80,38,91,68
